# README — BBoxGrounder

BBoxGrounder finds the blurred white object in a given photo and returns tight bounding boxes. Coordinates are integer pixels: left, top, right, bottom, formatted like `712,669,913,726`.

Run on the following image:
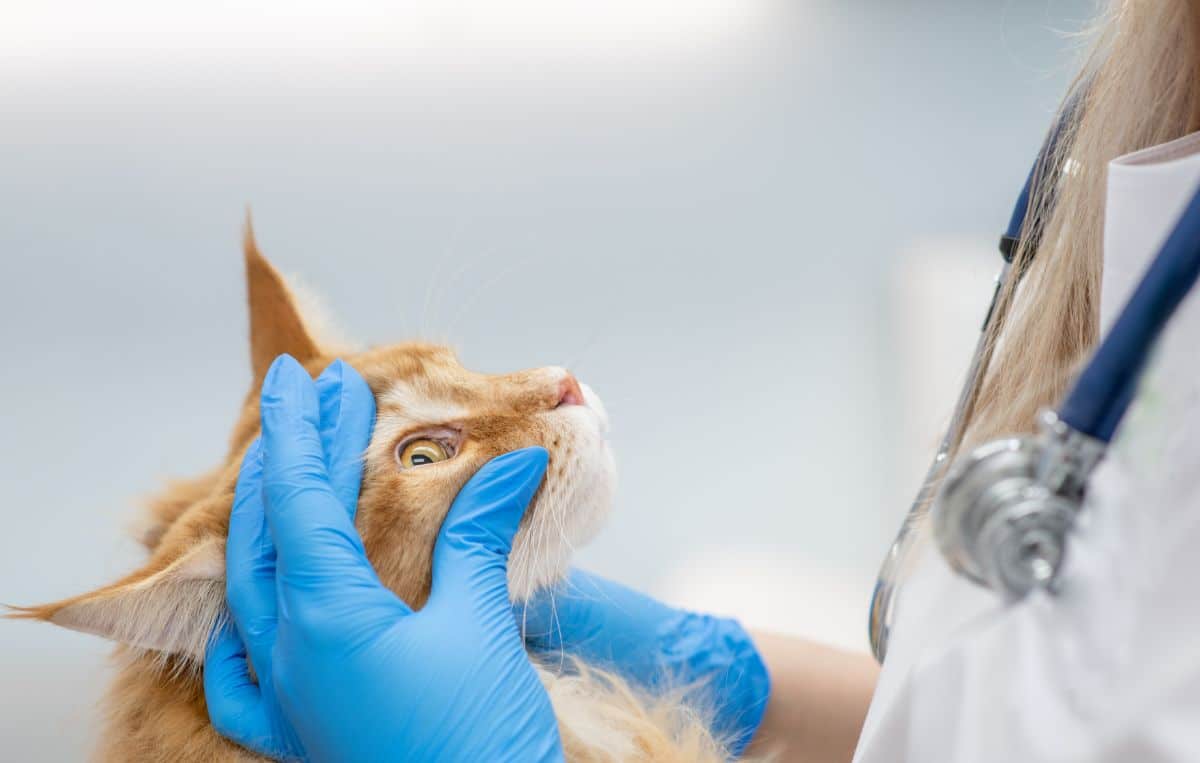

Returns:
659,549,868,652
864,237,1007,660
658,239,998,655
3,0,764,57
889,236,997,491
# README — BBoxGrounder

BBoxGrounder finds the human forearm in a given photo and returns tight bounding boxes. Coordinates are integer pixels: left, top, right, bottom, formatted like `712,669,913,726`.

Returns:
745,632,878,762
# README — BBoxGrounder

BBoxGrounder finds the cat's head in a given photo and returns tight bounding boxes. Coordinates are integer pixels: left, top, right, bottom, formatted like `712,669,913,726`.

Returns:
14,225,615,661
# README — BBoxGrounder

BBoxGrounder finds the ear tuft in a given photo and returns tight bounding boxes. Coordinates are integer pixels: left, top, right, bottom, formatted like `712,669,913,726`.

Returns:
244,211,322,382
7,538,226,660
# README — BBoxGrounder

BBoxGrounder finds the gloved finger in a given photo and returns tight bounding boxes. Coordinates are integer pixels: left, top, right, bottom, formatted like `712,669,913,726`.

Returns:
204,621,274,756
260,354,372,579
224,436,279,681
315,359,375,521
260,354,401,627
430,447,548,608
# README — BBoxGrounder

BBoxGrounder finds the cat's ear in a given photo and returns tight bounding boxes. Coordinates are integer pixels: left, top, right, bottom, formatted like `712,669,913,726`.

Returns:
8,538,225,659
244,214,322,383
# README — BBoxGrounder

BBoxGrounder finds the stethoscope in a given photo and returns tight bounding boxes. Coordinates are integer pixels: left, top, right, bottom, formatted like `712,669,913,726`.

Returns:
868,106,1200,664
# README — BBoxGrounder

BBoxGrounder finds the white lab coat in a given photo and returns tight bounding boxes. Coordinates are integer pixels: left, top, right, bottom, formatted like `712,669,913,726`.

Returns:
854,132,1200,762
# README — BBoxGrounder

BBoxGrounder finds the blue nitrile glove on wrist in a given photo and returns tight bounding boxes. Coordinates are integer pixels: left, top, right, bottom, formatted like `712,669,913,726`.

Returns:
518,570,770,755
204,355,564,762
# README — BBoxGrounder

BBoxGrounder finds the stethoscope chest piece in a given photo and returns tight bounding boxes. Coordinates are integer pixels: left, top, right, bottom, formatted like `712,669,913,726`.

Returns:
932,411,1105,600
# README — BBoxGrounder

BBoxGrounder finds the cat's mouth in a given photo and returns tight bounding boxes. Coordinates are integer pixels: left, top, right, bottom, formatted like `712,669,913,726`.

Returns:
578,382,611,437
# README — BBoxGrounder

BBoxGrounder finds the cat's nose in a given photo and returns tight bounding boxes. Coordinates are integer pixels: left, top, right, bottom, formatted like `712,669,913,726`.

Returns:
555,373,586,408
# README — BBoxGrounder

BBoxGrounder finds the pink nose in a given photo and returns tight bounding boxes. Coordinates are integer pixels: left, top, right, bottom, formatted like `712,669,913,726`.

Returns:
555,373,585,408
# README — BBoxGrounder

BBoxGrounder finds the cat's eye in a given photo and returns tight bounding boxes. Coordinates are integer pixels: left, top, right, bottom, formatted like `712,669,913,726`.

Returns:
397,439,450,468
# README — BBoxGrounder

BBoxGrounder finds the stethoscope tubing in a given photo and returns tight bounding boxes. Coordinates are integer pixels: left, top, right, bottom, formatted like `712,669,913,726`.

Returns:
869,88,1075,663
867,259,1014,662
1060,181,1200,441
870,105,1200,662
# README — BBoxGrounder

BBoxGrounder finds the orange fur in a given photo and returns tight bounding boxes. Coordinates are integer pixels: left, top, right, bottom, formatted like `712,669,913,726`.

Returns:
9,225,728,762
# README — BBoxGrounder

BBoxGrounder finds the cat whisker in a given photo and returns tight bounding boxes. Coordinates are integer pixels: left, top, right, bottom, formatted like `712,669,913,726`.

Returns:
561,324,614,373
418,218,465,339
442,248,540,343
431,239,503,338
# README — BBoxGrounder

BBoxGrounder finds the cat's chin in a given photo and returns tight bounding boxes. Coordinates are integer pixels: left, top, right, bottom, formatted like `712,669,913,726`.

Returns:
507,542,574,603
507,439,615,602
507,392,615,602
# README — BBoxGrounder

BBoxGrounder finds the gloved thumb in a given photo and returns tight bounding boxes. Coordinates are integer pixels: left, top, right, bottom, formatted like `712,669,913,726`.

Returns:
429,447,549,606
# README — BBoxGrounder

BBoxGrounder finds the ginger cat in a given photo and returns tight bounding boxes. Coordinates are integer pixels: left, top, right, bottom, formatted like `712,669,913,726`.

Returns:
11,226,730,762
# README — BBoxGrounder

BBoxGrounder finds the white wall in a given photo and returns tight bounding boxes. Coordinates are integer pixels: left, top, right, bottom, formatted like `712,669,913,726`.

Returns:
0,1,1089,757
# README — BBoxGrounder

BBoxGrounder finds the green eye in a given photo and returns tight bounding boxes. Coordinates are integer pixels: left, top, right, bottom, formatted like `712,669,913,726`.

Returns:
397,439,449,468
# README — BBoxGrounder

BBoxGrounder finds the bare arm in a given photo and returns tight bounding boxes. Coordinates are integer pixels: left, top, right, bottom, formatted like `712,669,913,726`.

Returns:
744,632,879,762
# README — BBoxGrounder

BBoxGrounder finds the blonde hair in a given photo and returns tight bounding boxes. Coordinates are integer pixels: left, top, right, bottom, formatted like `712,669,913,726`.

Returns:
962,0,1200,449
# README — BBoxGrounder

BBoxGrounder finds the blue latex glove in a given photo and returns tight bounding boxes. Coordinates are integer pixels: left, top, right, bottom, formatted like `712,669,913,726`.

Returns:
204,355,564,762
518,570,770,755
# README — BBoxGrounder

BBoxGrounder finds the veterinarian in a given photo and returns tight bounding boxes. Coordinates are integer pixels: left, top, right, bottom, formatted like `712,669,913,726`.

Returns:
205,1,1200,760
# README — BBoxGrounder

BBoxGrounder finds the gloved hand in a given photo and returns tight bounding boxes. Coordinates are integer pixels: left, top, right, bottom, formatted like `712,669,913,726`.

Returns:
204,354,564,762
517,569,770,755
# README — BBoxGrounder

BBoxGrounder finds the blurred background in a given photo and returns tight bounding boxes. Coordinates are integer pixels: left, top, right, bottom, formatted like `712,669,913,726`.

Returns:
1,0,1092,757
